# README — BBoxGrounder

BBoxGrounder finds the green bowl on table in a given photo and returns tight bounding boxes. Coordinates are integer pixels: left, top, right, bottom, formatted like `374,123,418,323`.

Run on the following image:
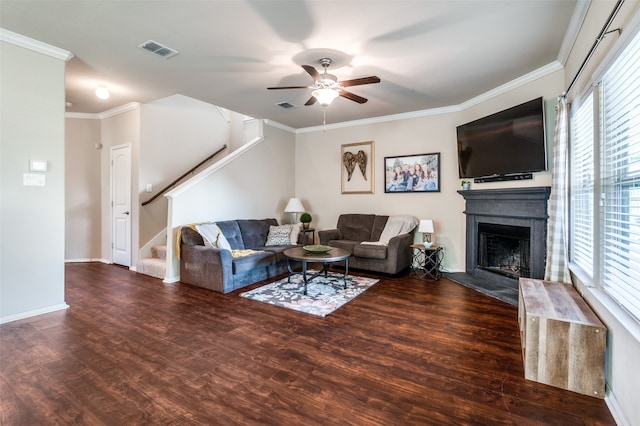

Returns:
302,245,332,253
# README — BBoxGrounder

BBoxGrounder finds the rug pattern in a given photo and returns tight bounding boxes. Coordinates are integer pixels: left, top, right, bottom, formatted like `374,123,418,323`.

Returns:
240,271,379,317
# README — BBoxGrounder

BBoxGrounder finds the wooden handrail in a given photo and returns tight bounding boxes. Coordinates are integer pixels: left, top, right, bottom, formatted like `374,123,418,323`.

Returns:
141,144,227,206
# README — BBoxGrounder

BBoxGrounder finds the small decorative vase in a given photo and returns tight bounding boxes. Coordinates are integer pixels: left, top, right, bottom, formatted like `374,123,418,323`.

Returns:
303,222,310,230
462,183,471,190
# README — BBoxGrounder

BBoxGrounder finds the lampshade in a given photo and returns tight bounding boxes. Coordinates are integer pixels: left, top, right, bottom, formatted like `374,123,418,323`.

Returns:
284,197,305,213
312,88,339,106
418,219,435,233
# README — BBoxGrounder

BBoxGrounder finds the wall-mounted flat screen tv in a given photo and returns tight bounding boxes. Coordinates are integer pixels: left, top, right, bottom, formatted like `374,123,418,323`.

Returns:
456,97,547,179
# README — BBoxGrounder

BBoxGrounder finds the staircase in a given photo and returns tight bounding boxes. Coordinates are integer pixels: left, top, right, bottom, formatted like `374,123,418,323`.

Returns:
136,244,167,280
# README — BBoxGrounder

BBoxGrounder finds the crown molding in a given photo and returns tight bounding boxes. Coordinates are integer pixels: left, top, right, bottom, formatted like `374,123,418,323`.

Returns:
557,0,592,66
263,119,296,134
0,28,73,61
296,105,461,134
65,112,101,120
98,102,140,119
459,61,563,110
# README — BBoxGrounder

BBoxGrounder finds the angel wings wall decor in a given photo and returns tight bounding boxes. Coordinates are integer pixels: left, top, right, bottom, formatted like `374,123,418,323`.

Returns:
341,141,374,194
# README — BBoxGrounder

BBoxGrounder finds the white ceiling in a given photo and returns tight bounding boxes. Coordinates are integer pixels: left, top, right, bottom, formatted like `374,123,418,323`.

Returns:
0,1,580,129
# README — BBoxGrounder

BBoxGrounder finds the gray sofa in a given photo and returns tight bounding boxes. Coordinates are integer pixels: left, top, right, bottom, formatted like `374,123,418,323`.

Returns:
318,214,417,275
179,218,307,293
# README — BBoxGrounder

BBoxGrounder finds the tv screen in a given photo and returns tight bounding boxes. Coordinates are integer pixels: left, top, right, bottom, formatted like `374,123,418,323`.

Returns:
456,97,547,179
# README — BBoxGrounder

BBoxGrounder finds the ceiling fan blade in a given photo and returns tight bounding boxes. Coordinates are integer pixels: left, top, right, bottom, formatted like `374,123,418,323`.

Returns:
267,86,310,90
302,65,322,81
340,90,368,104
340,76,381,87
304,96,317,106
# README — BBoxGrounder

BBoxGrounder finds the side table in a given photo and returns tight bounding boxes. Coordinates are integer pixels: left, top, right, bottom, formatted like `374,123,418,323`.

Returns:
300,227,315,245
410,243,444,280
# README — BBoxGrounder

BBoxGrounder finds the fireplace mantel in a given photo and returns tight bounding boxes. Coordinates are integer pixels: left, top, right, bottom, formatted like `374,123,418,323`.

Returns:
459,186,551,283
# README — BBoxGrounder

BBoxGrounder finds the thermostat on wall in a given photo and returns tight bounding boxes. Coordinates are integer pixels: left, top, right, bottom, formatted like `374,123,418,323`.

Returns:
29,160,48,172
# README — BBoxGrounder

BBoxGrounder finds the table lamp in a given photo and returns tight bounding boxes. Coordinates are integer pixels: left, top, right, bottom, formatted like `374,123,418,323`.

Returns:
284,197,305,224
418,219,435,243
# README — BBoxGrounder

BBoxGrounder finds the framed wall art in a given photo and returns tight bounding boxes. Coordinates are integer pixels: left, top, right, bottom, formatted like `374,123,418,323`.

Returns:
341,141,374,194
384,152,440,193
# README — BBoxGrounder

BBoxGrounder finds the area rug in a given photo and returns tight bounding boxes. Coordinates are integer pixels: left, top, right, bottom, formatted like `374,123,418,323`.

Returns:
240,271,379,317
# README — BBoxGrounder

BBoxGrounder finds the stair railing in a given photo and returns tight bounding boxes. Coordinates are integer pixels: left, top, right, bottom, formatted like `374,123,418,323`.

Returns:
141,144,227,206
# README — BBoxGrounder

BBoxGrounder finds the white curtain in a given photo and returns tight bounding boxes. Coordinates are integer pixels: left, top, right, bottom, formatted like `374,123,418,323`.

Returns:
544,97,571,283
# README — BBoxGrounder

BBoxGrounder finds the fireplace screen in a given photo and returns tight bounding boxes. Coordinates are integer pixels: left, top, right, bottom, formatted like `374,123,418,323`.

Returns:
477,223,531,279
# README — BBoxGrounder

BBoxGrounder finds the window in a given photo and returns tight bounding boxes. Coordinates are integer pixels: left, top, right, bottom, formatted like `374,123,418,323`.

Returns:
600,29,640,322
570,92,594,276
570,27,640,322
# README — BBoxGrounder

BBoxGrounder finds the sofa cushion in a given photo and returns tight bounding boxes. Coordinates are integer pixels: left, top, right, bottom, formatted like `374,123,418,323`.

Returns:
336,214,377,241
353,243,388,260
237,219,278,249
232,251,275,274
371,216,389,242
328,239,360,254
181,226,205,246
260,245,291,262
265,224,296,246
217,220,245,250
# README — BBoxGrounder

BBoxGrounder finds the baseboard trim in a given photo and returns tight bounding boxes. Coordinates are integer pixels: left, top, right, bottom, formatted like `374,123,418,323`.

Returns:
163,274,180,284
605,385,630,426
65,258,111,264
0,303,69,325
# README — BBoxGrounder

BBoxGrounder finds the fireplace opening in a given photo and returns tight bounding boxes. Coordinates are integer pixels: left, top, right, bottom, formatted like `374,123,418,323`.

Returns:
477,223,531,279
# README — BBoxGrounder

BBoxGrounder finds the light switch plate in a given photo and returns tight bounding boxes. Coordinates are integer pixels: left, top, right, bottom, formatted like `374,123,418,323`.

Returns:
30,160,47,172
24,173,46,186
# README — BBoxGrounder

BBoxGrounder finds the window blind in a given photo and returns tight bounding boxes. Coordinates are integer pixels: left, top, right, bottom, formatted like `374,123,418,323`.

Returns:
570,92,594,275
600,29,640,321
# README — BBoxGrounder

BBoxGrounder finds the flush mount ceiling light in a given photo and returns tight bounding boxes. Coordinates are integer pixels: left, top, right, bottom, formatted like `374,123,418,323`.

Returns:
95,85,110,99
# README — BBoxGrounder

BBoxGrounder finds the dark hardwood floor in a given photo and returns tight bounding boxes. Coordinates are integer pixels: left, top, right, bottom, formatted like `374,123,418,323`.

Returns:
1,263,614,425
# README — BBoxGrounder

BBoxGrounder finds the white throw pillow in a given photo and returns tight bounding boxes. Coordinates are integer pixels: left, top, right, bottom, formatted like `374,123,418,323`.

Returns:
289,223,302,244
265,224,294,246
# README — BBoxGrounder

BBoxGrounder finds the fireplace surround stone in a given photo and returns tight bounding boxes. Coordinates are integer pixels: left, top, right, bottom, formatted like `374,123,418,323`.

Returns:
447,186,551,305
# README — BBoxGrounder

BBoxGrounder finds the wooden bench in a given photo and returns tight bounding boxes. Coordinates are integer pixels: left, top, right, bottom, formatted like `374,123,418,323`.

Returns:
518,278,606,398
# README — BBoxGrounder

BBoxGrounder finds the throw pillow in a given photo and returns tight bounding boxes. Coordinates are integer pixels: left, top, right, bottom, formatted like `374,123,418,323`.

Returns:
265,224,294,246
289,223,302,244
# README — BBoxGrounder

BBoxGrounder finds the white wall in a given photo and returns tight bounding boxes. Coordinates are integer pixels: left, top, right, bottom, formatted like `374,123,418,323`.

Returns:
165,123,296,281
65,118,102,261
295,71,558,274
139,95,233,246
0,40,68,321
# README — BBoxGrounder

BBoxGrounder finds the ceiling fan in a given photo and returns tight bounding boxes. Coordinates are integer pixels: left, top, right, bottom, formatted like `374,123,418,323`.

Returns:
268,58,380,107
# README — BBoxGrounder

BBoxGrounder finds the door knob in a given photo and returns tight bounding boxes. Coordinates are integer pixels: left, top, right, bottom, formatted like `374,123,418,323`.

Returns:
123,211,130,215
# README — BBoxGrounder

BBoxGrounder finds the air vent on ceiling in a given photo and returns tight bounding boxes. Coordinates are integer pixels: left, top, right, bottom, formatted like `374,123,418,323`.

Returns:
138,40,179,59
276,101,297,109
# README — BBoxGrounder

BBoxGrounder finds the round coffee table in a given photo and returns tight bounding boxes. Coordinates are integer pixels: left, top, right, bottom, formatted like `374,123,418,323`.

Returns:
283,246,351,295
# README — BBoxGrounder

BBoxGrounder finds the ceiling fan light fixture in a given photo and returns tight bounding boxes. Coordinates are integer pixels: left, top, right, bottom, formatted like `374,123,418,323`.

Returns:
95,85,110,100
312,88,339,106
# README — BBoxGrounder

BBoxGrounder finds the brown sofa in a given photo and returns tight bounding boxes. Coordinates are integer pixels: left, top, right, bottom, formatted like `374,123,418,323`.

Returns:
318,214,418,275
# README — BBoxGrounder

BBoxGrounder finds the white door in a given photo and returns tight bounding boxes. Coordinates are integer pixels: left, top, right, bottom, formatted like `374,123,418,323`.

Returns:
111,144,131,267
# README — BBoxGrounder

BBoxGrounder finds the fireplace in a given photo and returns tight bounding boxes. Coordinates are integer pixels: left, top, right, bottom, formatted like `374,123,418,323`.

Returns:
477,223,531,279
450,187,551,303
